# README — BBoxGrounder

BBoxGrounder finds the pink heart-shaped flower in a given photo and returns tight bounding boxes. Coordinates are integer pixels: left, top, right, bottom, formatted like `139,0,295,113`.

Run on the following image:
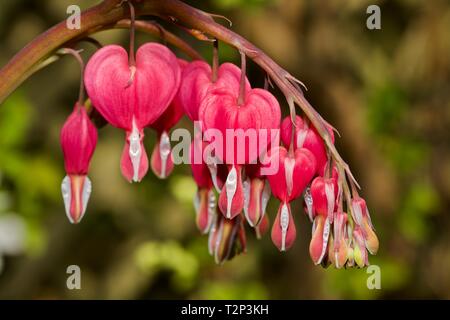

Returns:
281,115,334,176
84,43,180,182
180,61,251,121
264,146,316,203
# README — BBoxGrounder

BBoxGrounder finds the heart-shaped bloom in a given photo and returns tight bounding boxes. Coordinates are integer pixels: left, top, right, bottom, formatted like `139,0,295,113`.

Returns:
179,61,251,122
281,115,334,176
264,146,316,203
310,176,338,223
149,59,188,179
60,103,97,224
199,86,281,219
84,43,180,182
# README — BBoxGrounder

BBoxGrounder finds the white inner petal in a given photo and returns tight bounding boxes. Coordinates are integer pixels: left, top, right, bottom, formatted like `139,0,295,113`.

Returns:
318,217,330,264
260,180,271,218
296,128,308,148
352,202,364,226
80,176,92,223
284,157,296,198
280,203,289,251
242,178,251,225
304,186,314,222
325,182,335,223
61,175,72,223
128,119,142,182
207,156,221,192
225,166,238,219
159,131,171,178
207,190,216,232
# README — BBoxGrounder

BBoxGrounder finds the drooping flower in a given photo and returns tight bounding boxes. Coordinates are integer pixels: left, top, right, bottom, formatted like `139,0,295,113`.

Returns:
351,196,379,255
199,85,281,220
190,139,216,234
149,59,188,179
264,146,316,251
84,43,180,182
208,212,246,264
60,103,97,224
281,115,334,176
180,61,250,122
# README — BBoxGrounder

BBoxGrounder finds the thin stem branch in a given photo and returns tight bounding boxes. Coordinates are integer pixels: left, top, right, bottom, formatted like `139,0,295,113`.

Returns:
212,39,219,82
127,1,136,67
237,50,246,105
59,48,85,105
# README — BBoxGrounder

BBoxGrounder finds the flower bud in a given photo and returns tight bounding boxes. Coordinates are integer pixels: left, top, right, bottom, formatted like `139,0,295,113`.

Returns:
271,202,296,251
243,164,271,227
311,176,337,223
208,213,246,264
309,214,331,265
60,103,97,224
351,196,379,255
150,131,174,179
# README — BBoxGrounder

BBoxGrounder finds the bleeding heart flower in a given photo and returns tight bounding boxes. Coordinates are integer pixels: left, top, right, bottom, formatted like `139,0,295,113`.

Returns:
84,43,180,182
271,202,296,251
179,61,250,121
60,103,97,224
281,115,334,176
310,176,338,223
208,213,246,264
264,146,316,203
331,210,349,268
351,196,379,255
243,164,271,227
309,214,331,264
352,226,369,268
149,59,188,179
200,86,281,219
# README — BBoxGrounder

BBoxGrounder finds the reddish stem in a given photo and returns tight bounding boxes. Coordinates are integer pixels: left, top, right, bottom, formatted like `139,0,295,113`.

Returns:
237,51,246,106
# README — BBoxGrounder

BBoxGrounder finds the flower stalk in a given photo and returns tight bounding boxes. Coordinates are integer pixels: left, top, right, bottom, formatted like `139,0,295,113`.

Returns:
0,0,359,226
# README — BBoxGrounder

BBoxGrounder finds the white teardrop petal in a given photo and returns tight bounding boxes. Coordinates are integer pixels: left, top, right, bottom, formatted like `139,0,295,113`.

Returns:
80,176,92,222
61,175,73,223
225,166,238,219
280,203,289,251
159,131,171,178
129,120,142,182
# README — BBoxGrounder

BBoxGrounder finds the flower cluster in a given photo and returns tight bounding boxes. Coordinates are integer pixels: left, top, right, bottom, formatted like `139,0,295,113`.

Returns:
59,8,378,267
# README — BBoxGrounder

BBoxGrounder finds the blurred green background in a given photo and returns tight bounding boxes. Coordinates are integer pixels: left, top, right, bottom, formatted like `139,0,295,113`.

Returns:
0,0,449,299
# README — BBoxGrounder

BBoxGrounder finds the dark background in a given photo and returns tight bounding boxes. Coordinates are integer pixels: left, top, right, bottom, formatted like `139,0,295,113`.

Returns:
0,0,449,299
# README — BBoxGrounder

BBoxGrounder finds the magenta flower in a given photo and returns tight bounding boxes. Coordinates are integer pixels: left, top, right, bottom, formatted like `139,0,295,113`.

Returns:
60,103,97,224
199,85,281,220
264,146,316,251
281,115,335,176
180,61,251,121
84,43,180,182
